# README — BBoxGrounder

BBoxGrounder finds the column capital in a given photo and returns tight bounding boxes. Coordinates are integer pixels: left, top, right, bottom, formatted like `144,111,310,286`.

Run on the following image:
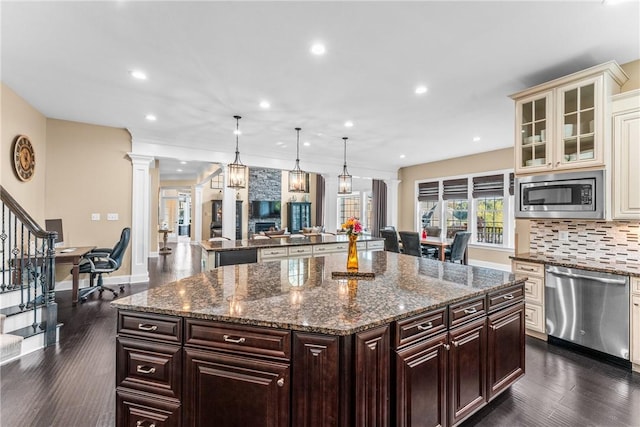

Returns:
127,153,154,166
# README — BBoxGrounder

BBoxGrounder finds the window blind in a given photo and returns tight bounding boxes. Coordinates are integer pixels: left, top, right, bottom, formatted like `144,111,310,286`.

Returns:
418,181,439,201
472,174,504,198
443,178,468,200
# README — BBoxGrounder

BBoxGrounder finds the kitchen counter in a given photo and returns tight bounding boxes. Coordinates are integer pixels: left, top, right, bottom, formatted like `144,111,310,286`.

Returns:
511,252,640,278
113,252,526,426
200,233,382,252
113,251,522,335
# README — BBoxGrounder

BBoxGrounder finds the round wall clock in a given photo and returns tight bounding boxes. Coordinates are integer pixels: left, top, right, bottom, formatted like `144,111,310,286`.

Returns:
13,135,35,182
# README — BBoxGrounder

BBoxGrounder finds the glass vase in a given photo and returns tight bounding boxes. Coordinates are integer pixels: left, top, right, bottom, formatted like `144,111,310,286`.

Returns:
347,233,359,271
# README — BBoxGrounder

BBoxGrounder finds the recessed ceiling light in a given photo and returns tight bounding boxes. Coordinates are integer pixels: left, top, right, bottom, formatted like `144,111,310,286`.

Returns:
176,169,183,172
180,161,187,165
473,136,481,142
259,100,271,109
415,85,428,95
303,141,311,147
400,154,406,159
310,43,326,56
233,129,242,135
275,141,283,145
145,114,157,121
130,70,147,80
344,121,354,128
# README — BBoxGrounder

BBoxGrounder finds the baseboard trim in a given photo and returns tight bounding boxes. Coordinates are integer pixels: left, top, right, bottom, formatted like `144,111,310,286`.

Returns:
468,260,511,272
55,275,136,292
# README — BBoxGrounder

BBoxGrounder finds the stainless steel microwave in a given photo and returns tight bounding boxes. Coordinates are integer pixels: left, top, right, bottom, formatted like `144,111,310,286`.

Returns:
515,170,604,219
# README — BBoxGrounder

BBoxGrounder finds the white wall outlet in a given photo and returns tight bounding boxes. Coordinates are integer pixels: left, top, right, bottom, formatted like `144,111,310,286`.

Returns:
558,230,569,241
91,213,100,221
107,213,119,221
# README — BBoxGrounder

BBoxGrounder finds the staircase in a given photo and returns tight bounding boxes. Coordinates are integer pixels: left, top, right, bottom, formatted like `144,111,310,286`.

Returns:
0,186,59,365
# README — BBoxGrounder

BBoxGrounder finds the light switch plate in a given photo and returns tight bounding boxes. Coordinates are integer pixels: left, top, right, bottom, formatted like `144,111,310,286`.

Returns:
91,213,100,221
107,213,119,221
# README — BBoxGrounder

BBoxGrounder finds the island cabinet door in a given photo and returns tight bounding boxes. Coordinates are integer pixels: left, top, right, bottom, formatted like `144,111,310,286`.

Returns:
354,325,390,427
183,348,290,427
394,332,448,427
487,302,526,401
448,317,487,426
292,332,340,427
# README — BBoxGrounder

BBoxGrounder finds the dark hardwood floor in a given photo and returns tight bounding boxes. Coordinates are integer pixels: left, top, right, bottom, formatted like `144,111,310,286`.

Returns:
1,242,639,426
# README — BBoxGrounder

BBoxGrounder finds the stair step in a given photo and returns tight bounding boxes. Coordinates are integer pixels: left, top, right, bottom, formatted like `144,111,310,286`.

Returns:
10,322,46,339
0,301,45,317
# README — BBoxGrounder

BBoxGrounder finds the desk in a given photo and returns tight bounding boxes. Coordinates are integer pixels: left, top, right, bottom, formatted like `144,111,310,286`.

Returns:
420,238,452,262
56,246,96,305
158,229,173,255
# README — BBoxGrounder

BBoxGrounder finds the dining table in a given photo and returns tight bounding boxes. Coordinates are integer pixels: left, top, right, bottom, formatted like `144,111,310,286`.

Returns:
420,237,467,264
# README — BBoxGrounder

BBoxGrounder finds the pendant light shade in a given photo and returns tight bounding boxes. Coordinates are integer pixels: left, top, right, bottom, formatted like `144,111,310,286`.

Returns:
227,115,247,189
288,127,309,193
338,137,352,194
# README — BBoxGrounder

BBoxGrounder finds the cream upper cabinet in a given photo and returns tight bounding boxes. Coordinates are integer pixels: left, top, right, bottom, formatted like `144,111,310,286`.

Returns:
512,61,628,175
611,89,640,220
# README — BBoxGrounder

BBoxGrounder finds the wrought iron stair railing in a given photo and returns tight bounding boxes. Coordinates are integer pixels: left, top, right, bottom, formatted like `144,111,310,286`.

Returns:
1,185,57,347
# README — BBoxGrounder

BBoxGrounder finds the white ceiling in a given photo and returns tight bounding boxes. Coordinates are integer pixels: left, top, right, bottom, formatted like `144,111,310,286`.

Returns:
2,1,639,182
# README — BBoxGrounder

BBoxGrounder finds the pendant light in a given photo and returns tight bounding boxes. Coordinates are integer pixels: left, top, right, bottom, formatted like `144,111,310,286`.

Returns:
288,127,309,193
338,137,352,194
227,115,247,189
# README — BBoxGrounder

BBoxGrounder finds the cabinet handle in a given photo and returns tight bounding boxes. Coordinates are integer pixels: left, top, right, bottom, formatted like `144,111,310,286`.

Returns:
136,365,156,375
137,323,158,332
223,334,246,344
269,251,279,255
452,340,459,347
520,266,536,272
503,294,514,300
277,378,285,387
634,302,639,306
136,421,155,427
417,321,433,331
525,312,531,319
295,249,305,253
525,284,532,292
443,344,450,350
463,307,477,315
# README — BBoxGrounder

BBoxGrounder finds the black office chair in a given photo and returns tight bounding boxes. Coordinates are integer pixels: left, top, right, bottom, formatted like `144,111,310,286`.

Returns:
398,231,422,257
380,229,401,253
443,231,471,264
78,227,131,302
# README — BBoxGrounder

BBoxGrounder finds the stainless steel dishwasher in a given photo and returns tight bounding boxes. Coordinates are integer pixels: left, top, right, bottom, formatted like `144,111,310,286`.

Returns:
545,265,629,361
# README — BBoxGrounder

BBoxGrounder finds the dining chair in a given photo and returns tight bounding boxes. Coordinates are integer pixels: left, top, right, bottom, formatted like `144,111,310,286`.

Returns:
380,229,400,253
444,232,472,264
398,231,422,257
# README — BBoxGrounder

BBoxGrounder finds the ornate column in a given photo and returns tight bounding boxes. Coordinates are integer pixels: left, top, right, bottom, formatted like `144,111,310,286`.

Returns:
128,154,154,283
193,184,203,243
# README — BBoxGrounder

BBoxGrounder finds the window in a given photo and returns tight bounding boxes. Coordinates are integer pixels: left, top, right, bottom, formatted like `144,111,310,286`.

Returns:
338,195,360,227
416,171,514,248
443,178,468,238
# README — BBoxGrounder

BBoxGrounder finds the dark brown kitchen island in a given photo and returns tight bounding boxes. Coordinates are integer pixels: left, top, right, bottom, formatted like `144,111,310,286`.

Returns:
112,251,526,427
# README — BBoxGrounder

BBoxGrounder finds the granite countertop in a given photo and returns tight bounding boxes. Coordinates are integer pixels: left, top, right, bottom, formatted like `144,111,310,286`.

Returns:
511,253,640,278
200,234,383,252
113,251,523,336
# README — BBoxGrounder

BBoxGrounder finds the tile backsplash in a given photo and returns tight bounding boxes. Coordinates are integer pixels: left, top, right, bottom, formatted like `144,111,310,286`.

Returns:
530,220,640,264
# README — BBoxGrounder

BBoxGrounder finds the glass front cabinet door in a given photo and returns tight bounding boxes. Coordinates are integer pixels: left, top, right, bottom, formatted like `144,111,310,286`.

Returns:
515,91,553,173
555,76,602,170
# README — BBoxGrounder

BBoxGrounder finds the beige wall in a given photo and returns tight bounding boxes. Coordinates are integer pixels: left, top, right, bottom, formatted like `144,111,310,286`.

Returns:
621,59,640,92
398,148,515,266
46,119,132,279
1,83,48,222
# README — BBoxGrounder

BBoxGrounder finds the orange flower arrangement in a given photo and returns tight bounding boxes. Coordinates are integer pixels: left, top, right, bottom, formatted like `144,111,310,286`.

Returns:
342,217,363,236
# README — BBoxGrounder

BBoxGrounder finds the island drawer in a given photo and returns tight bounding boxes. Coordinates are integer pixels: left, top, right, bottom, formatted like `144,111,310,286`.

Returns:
512,261,544,277
116,337,182,400
288,245,313,257
487,284,524,313
394,307,447,349
367,240,385,251
185,320,291,360
116,388,181,427
118,311,182,344
449,296,486,327
260,247,288,259
313,243,348,255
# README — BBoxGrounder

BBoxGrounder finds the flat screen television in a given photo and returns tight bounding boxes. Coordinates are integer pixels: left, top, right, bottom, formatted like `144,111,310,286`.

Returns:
250,201,281,219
